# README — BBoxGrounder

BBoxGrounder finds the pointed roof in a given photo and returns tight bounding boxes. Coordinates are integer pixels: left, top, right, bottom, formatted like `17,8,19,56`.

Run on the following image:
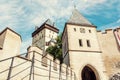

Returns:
45,19,54,26
32,19,59,37
67,9,93,26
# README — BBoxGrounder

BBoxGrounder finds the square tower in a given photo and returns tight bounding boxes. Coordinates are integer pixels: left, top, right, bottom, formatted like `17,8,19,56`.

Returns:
32,19,59,51
62,9,108,80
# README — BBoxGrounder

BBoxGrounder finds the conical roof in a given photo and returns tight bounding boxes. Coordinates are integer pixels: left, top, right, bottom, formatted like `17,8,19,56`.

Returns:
67,9,92,25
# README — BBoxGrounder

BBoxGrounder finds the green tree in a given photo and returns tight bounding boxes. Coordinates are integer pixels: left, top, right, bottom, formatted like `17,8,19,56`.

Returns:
46,33,62,63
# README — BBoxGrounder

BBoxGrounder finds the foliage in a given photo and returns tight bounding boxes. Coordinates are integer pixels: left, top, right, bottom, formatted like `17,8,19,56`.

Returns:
46,33,63,63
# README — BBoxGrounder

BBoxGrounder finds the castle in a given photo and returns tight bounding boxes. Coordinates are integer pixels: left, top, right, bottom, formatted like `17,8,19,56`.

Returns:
0,9,120,80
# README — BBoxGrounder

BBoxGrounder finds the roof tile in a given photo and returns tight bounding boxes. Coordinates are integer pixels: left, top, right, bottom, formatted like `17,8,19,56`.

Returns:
67,9,92,26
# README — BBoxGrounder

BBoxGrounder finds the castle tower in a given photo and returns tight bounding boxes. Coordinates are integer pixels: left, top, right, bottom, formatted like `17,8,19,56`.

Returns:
0,28,21,60
32,19,59,51
62,9,108,80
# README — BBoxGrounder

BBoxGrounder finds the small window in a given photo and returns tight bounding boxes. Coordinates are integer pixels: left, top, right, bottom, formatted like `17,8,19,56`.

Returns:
87,40,91,47
46,42,49,46
79,39,83,47
89,30,91,33
74,28,76,31
80,28,85,33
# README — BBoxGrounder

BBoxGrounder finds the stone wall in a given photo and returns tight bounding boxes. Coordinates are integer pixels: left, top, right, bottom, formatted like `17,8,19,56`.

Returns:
0,28,75,80
97,28,120,78
0,46,75,80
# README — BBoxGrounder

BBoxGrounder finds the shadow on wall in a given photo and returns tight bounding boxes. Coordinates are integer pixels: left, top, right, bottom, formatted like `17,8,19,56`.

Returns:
0,46,76,80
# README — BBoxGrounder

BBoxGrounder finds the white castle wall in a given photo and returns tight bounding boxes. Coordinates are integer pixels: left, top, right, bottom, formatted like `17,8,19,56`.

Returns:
0,28,75,80
0,46,75,80
97,28,120,78
0,28,21,60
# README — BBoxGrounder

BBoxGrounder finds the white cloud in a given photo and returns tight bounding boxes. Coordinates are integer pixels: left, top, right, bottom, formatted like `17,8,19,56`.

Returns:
99,19,120,30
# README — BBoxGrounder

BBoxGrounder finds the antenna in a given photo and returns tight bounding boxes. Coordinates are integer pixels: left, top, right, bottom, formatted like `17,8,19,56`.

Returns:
35,26,38,30
52,16,57,27
72,0,76,9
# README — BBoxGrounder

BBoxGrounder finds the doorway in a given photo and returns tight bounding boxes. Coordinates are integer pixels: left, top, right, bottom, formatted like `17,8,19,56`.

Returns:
81,66,97,80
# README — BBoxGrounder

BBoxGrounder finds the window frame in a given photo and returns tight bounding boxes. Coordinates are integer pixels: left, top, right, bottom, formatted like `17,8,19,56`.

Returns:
86,40,91,47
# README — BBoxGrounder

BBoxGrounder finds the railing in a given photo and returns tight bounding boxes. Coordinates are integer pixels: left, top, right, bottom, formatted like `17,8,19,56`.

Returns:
0,51,76,80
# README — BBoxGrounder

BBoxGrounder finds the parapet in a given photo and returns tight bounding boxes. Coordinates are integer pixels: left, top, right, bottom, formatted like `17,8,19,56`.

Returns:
97,27,120,34
26,46,73,75
97,28,113,34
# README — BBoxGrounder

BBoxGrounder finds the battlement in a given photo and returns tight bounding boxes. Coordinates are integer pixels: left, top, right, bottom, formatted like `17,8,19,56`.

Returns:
97,27,120,34
0,45,75,80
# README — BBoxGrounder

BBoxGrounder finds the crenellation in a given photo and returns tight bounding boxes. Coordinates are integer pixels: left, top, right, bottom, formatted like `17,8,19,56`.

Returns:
105,28,113,31
97,30,101,32
97,28,114,35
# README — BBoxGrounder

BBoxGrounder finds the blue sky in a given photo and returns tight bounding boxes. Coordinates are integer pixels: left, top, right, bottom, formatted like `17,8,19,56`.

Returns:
0,0,120,53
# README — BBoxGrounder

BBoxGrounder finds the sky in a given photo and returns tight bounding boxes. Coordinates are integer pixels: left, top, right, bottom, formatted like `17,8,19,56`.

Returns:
0,0,120,53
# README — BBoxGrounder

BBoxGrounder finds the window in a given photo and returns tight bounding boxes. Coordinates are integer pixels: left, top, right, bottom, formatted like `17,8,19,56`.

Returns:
74,28,76,31
46,42,49,46
89,30,91,33
87,40,91,47
79,39,83,47
80,28,85,33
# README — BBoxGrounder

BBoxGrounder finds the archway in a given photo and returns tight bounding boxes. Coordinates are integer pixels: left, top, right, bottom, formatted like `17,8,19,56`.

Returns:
81,66,97,80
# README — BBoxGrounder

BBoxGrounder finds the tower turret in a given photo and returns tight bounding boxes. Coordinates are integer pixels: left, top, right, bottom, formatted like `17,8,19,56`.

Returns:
62,9,108,80
32,19,59,51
